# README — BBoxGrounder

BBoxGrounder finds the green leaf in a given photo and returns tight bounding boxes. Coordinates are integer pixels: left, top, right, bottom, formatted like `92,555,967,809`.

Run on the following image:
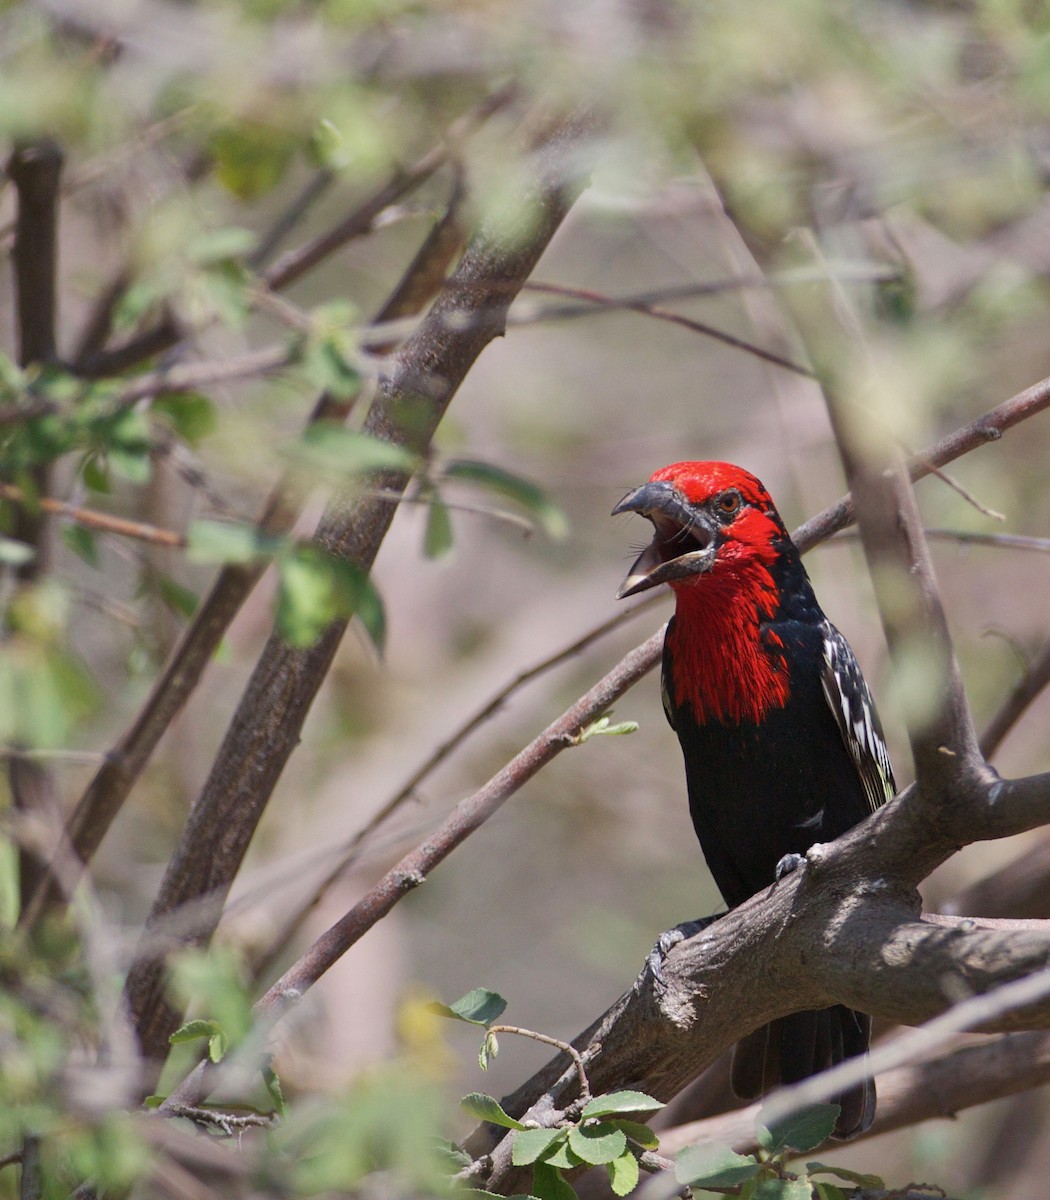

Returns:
143,1095,166,1109
753,1177,813,1200
610,1120,658,1150
291,423,418,477
152,392,218,446
542,1139,584,1170
530,1164,577,1200
169,1018,224,1048
511,1128,566,1167
428,987,507,1028
107,445,151,483
61,525,99,567
262,1058,287,1117
301,335,363,401
812,1183,849,1200
444,459,569,540
581,1091,663,1120
479,1030,498,1070
82,454,110,493
157,575,199,619
806,1162,884,1188
567,1122,627,1166
675,1144,760,1189
276,546,339,647
211,123,296,200
208,1030,228,1062
186,226,257,266
424,492,453,558
186,519,275,564
460,1093,526,1131
756,1103,840,1155
606,1149,639,1197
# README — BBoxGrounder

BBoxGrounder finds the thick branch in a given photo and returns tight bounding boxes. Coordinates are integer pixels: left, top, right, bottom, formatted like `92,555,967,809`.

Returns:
121,111,597,1068
657,1029,1050,1155
470,744,1050,1191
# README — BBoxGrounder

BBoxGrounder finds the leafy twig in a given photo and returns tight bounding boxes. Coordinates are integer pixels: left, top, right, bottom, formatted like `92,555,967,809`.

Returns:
487,1025,593,1105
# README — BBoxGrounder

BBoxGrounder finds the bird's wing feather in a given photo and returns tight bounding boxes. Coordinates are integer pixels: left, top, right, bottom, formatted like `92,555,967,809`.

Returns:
819,622,895,813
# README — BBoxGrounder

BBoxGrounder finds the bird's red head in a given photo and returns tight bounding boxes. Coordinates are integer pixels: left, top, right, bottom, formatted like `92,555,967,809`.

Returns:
613,461,796,722
612,461,788,601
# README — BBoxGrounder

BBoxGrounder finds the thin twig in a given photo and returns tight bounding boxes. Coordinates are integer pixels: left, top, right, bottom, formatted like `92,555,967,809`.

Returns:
909,455,1005,521
488,1025,593,1105
0,483,186,549
248,596,660,981
514,279,815,377
828,528,1050,553
158,1104,279,1135
980,638,1050,760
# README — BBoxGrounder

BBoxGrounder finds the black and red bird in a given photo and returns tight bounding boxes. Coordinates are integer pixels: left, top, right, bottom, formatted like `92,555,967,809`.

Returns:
613,460,894,1138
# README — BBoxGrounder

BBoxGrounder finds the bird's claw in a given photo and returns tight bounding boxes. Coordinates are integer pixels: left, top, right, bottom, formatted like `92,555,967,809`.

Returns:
774,852,806,882
642,916,720,990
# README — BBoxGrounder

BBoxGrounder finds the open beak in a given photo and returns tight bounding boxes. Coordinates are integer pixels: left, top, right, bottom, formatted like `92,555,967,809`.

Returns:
612,481,718,599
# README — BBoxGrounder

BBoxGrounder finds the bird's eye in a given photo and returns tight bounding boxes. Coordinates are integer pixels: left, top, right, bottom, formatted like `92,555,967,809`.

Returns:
715,491,741,515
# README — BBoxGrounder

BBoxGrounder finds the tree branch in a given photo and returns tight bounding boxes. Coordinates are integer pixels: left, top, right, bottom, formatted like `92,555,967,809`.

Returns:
121,110,597,1070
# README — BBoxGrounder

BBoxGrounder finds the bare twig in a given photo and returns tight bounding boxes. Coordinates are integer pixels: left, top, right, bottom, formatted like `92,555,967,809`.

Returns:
980,638,1050,760
516,279,815,376
488,1025,593,1105
253,627,662,1018
76,84,515,378
247,169,336,272
0,483,185,549
249,595,659,982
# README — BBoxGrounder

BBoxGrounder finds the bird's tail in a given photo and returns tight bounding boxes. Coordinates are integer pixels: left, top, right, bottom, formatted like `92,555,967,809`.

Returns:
730,1006,875,1139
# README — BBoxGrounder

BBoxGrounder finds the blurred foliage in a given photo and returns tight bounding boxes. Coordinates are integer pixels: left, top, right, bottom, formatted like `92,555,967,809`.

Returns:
0,0,1047,1196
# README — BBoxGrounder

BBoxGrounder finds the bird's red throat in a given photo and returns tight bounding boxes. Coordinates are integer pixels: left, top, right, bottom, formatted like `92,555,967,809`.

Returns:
666,562,790,725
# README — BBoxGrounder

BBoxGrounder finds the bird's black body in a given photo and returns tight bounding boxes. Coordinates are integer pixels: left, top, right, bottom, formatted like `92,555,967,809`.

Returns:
614,461,894,1140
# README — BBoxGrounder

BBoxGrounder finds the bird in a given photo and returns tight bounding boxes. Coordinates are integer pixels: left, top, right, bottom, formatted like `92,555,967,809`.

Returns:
612,460,894,1139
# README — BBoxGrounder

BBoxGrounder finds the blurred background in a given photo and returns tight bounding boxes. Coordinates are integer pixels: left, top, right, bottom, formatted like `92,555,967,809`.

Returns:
2,1,1050,1196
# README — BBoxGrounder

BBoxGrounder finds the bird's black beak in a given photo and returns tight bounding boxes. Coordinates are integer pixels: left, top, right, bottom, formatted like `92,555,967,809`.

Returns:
612,481,718,599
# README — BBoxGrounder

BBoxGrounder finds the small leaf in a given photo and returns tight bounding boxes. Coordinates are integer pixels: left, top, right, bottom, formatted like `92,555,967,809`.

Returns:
291,423,418,477
433,1138,473,1172
581,1092,663,1120
276,547,339,647
428,987,508,1028
152,392,218,446
511,1128,566,1167
169,1018,224,1047
460,1093,526,1131
157,575,199,619
82,455,110,493
424,492,454,558
262,1058,287,1117
186,519,274,565
543,1139,584,1170
143,1095,166,1108
108,445,151,484
479,1031,498,1070
531,1164,577,1200
812,1183,849,1200
567,1122,627,1166
186,226,257,265
606,1150,639,1197
675,1144,760,1189
444,459,569,540
753,1177,813,1200
806,1162,884,1188
610,1120,658,1150
208,1030,227,1063
61,525,99,567
756,1103,840,1154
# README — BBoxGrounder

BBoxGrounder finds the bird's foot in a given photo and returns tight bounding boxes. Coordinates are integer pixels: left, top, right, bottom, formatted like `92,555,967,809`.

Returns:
774,852,806,882
641,915,721,991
